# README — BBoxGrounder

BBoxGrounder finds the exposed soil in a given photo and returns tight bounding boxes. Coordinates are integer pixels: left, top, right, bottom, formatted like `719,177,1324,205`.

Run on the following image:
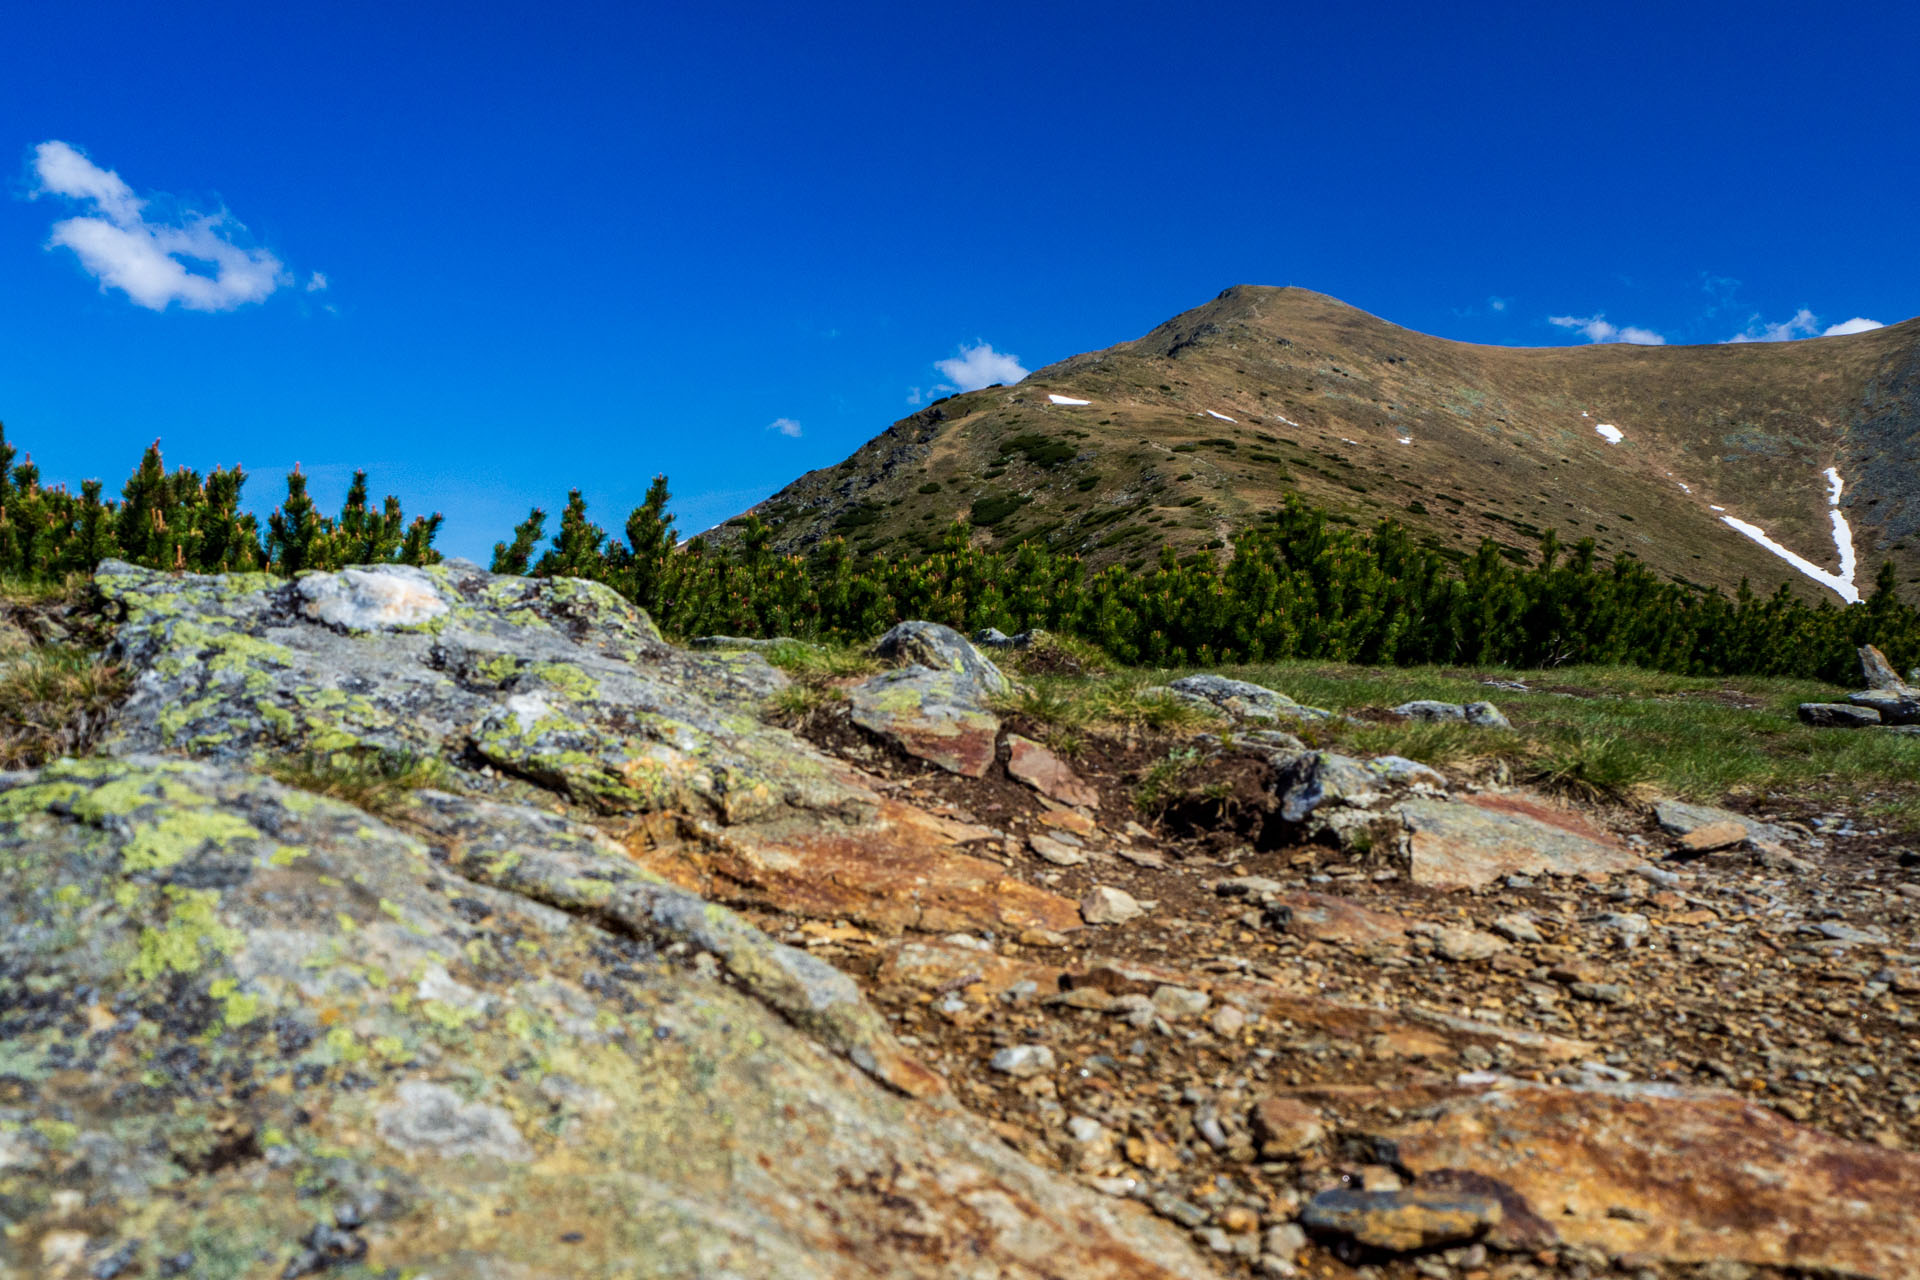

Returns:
759,704,1920,1280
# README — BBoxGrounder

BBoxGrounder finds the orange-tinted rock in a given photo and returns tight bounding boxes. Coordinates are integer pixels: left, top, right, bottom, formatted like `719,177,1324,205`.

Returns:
1250,1097,1325,1157
1266,892,1408,947
1676,820,1748,853
632,789,1082,936
1006,734,1101,808
1376,1079,1920,1275
1395,794,1641,890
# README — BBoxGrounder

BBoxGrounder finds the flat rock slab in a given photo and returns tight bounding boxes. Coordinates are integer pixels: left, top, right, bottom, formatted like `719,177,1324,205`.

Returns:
1005,733,1100,808
1394,794,1642,890
1848,689,1920,724
0,758,1209,1280
1375,1078,1920,1276
1653,797,1793,846
1264,891,1409,947
847,666,1000,776
1800,701,1882,727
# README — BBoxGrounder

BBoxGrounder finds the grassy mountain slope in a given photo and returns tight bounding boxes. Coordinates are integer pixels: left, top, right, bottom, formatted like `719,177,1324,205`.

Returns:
711,286,1920,601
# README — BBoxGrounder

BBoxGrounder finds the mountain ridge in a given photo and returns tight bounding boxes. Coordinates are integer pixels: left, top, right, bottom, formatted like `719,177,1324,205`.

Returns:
710,286,1920,603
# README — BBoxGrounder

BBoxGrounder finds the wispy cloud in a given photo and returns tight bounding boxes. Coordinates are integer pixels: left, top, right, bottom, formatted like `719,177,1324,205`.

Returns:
933,341,1028,393
1488,296,1509,312
1725,309,1887,343
766,416,803,438
28,140,294,312
1548,313,1666,346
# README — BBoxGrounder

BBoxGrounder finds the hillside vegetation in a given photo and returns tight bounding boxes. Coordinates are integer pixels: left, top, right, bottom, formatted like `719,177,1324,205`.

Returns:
709,286,1920,602
3,424,1917,685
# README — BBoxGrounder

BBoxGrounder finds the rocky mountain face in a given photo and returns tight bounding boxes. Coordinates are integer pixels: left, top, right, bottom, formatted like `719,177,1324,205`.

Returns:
711,286,1919,603
4,560,1919,1278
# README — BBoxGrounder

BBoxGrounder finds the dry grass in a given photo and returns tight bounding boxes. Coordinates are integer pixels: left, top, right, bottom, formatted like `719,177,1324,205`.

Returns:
0,646,130,770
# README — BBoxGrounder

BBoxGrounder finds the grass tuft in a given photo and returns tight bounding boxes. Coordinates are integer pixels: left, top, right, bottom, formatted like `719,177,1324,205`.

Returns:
0,646,130,770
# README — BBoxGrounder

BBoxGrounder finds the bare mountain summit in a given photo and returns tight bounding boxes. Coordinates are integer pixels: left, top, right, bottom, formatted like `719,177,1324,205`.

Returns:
714,286,1919,602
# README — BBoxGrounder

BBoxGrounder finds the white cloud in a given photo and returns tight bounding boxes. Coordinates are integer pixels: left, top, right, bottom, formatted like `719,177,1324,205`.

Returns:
766,417,802,438
306,271,329,292
29,140,292,312
1488,296,1509,312
1725,309,1888,343
1548,313,1666,346
932,341,1028,393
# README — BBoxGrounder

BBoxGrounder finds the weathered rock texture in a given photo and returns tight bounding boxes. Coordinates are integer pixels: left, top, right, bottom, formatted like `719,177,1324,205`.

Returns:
0,756,1209,1278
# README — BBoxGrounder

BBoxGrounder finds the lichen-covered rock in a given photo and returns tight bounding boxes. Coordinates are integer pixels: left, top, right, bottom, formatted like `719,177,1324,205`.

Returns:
1391,699,1510,729
0,757,1211,1279
1652,797,1793,846
872,620,1010,697
1301,1187,1502,1252
1275,750,1446,829
847,666,1000,776
1167,674,1335,722
97,559,869,827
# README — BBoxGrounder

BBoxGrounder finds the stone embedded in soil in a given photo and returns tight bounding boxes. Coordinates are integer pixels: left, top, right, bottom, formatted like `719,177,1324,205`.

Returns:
1676,819,1749,853
1434,925,1508,961
1249,1097,1325,1157
1263,891,1409,947
990,1044,1056,1077
1800,701,1882,727
871,620,1010,697
1372,1077,1920,1274
1080,884,1145,925
1005,733,1101,808
847,666,1001,776
1394,793,1643,890
1028,832,1088,866
1300,1187,1502,1252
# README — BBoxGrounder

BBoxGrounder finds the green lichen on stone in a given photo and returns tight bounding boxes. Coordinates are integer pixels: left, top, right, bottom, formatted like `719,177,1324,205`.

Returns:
131,887,240,981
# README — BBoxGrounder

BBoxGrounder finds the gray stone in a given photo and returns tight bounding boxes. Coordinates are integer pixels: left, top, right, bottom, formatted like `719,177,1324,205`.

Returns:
1847,689,1920,725
1653,798,1793,846
1464,701,1512,729
1800,702,1882,728
689,634,819,652
1081,885,1145,925
1491,913,1543,944
872,620,1010,697
1169,674,1337,723
990,1044,1056,1078
1393,699,1465,722
1860,645,1913,693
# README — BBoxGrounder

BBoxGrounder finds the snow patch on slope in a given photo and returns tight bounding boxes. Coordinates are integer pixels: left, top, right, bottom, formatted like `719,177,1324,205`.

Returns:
1718,465,1860,604
1206,410,1236,423
1594,423,1625,445
1047,394,1090,406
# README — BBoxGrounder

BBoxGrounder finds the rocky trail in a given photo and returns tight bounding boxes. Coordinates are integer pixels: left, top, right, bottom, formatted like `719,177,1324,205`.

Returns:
2,562,1916,1279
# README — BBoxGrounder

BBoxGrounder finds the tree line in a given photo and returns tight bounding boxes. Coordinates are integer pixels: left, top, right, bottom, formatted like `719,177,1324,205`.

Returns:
3,423,1913,684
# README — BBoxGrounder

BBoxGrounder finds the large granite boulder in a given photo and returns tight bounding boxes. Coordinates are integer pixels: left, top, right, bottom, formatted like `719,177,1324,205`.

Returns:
847,666,1000,777
0,756,1210,1279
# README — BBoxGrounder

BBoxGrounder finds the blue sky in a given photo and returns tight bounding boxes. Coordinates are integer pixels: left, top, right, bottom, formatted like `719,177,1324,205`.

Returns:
3,1,1914,559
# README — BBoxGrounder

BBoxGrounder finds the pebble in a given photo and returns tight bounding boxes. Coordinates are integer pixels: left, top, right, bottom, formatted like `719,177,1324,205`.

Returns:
1491,913,1543,944
1151,984,1211,1019
1080,885,1145,925
1028,833,1088,866
1209,1004,1248,1037
1250,1097,1324,1157
1436,926,1508,961
989,1045,1055,1078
